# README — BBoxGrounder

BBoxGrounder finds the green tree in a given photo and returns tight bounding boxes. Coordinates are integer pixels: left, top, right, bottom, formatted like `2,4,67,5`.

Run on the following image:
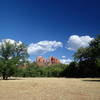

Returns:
89,34,100,59
74,34,100,62
73,34,100,77
0,39,28,80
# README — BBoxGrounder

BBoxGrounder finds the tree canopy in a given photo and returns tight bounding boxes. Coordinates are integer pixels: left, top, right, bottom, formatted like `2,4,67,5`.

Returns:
73,34,100,77
0,39,28,79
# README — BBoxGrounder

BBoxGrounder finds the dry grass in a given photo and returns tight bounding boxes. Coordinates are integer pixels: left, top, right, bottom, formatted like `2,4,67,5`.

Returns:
0,78,100,100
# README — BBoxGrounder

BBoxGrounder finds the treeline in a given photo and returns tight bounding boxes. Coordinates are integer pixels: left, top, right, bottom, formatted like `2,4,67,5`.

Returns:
14,62,78,78
15,63,68,77
33,34,99,78
0,35,100,79
16,34,100,78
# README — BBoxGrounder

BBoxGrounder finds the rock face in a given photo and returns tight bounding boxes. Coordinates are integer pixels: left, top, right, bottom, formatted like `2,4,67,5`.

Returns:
36,56,46,66
36,56,60,66
48,56,60,65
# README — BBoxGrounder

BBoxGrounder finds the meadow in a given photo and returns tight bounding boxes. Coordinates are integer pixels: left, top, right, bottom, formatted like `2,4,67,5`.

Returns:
0,78,100,100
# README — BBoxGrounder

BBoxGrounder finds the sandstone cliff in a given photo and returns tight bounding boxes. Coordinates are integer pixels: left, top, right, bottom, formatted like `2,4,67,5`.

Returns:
36,56,60,67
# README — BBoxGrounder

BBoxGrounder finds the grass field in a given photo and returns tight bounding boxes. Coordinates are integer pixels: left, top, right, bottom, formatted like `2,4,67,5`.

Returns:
0,78,100,100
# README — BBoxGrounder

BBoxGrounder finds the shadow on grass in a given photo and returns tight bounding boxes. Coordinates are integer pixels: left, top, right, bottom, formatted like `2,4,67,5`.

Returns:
0,77,24,80
82,79,100,82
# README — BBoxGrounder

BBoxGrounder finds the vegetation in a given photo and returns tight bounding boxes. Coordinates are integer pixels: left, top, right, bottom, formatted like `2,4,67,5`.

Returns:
55,34,100,78
0,40,28,79
73,34,100,77
15,63,67,77
0,34,100,79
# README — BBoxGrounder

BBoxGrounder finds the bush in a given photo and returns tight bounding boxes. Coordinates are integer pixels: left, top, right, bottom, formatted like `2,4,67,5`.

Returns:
15,63,68,77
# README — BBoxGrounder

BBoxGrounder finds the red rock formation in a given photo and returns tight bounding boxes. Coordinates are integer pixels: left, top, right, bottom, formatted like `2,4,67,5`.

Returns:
36,56,46,66
36,56,60,66
48,56,60,65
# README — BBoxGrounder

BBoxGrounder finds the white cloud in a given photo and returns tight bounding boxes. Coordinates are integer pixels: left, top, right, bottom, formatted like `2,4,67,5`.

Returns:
62,56,66,58
17,41,22,46
67,35,94,51
0,39,23,48
28,41,63,55
3,39,15,44
60,58,72,64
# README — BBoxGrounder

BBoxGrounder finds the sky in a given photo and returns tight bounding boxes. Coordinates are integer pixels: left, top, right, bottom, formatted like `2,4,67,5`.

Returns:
0,0,100,64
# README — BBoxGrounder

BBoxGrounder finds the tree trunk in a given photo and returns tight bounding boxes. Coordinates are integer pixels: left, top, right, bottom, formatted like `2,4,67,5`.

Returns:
3,75,8,80
3,75,6,80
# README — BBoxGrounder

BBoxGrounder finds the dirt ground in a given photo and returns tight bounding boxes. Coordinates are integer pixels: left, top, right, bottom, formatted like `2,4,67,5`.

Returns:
0,78,100,100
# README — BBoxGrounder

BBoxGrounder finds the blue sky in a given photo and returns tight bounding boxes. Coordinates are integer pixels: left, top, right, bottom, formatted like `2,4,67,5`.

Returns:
0,0,100,64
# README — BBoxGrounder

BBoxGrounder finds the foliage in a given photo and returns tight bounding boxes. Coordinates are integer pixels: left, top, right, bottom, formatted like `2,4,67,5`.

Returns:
61,61,79,77
73,34,100,77
0,34,100,79
15,63,68,77
14,34,100,78
0,40,28,79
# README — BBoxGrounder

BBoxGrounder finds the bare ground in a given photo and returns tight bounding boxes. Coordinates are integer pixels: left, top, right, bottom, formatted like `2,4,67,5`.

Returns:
0,78,100,100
